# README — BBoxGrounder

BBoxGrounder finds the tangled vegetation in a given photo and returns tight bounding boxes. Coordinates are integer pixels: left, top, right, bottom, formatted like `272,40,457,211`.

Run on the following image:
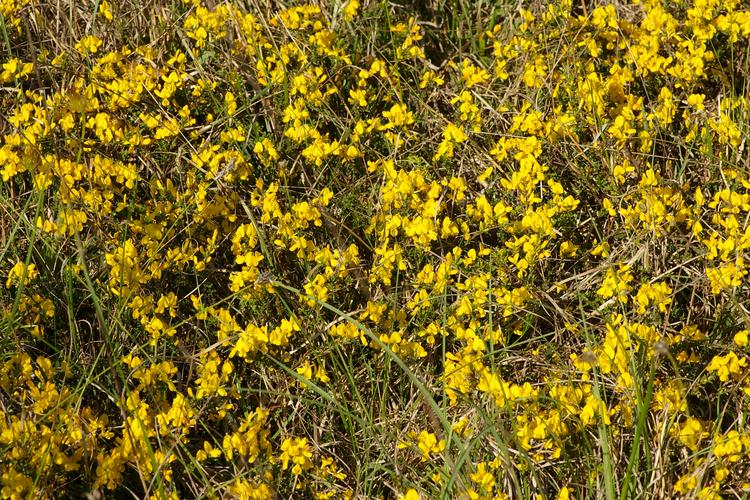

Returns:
3,0,750,497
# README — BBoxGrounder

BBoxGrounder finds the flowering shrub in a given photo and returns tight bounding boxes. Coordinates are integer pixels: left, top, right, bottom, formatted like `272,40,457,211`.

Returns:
3,0,750,497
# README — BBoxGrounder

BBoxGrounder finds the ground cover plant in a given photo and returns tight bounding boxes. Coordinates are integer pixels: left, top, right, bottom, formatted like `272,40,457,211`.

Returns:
3,0,750,497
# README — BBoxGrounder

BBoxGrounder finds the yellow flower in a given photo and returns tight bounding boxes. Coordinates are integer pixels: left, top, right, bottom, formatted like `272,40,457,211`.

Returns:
580,395,611,426
382,103,415,128
415,430,445,461
735,330,749,348
398,489,420,500
634,282,673,314
459,60,490,88
348,88,367,107
6,262,38,288
225,91,237,116
677,417,704,451
433,123,467,161
706,260,746,294
0,58,34,83
596,264,633,304
706,352,747,382
75,35,103,55
560,241,579,258
280,437,313,474
591,241,611,258
469,461,495,492
342,0,360,21
99,0,113,21
713,430,745,462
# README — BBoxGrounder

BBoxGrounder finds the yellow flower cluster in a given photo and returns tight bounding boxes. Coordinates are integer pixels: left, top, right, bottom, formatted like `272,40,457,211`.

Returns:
4,0,750,497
